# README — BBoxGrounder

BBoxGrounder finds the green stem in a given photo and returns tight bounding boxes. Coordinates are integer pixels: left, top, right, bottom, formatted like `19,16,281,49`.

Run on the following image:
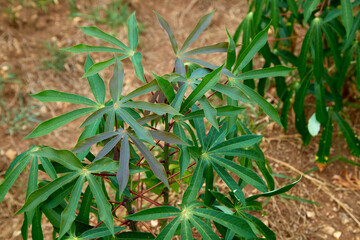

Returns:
161,114,170,229
125,198,138,231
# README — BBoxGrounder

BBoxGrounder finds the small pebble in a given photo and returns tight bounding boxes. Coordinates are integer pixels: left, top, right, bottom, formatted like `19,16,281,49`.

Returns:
333,231,341,239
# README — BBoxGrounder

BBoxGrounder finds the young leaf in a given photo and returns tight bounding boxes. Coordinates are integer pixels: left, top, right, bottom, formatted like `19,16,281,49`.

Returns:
84,54,106,104
129,134,170,188
125,206,180,221
117,134,130,197
127,12,138,51
180,65,223,113
59,174,85,238
16,171,80,215
154,11,178,54
179,11,214,53
110,57,124,102
79,26,130,51
25,107,96,139
131,52,146,83
31,90,97,106
87,174,114,235
192,208,256,239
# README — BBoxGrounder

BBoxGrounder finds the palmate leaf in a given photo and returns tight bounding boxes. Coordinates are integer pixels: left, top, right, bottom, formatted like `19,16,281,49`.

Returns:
109,57,124,102
84,54,106,104
86,174,114,235
129,134,170,188
332,111,360,157
179,106,245,120
59,174,85,238
192,208,257,238
125,206,180,221
16,171,81,215
39,157,57,180
183,57,235,78
87,157,118,173
80,106,112,128
79,26,130,52
179,11,214,53
75,117,102,160
25,107,96,139
31,90,97,106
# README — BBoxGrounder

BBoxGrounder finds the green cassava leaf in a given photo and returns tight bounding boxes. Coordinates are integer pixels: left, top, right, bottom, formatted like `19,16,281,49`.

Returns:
154,11,178,54
234,66,295,81
79,227,126,239
303,0,320,24
73,131,121,153
109,57,124,102
31,90,97,106
341,0,353,37
84,54,106,104
117,134,130,197
188,215,221,240
153,73,175,103
86,174,114,235
156,216,181,240
149,130,188,145
127,12,138,51
121,101,180,116
209,135,263,152
184,42,228,56
125,206,180,221
62,44,126,54
131,52,146,83
120,80,160,103
25,107,96,139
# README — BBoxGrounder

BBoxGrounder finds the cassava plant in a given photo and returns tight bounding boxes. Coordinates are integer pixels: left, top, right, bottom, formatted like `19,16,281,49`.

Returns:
242,0,360,168
0,11,300,239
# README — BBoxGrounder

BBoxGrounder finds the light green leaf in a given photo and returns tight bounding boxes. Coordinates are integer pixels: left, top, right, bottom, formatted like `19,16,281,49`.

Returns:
188,215,221,240
183,42,228,56
156,216,181,240
79,227,126,239
125,206,180,221
209,156,267,192
25,107,96,139
87,174,114,235
59,175,85,238
110,57,124,102
233,23,270,74
121,101,180,116
62,44,126,54
0,155,31,203
303,0,320,24
34,146,84,170
79,26,130,51
192,208,256,239
84,54,106,104
31,90,97,106
181,65,223,113
120,79,160,103
234,82,282,126
154,11,178,54
39,157,57,180
234,66,295,81
129,134,170,188
180,11,214,53
131,52,146,83
181,219,193,240
127,12,138,51
16,171,80,215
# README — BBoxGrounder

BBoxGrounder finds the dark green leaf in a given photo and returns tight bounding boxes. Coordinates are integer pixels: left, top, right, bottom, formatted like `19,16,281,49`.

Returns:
209,135,263,152
121,101,180,116
128,12,138,51
153,73,175,103
149,130,188,145
211,83,252,103
31,90,97,106
271,0,280,29
80,227,126,239
188,215,221,240
117,134,130,197
198,96,218,129
234,66,295,81
181,219,193,240
120,79,160,103
110,57,124,102
76,186,92,224
242,212,276,240
303,0,320,24
342,12,360,51
95,134,123,160
80,106,111,128
62,44,126,54
84,54,106,104
312,18,323,84
156,216,181,240
341,0,353,37
131,52,146,83
184,42,228,56
155,11,178,54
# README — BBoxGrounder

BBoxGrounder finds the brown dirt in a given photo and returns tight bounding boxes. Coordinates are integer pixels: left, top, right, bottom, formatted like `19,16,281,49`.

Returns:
0,0,360,239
